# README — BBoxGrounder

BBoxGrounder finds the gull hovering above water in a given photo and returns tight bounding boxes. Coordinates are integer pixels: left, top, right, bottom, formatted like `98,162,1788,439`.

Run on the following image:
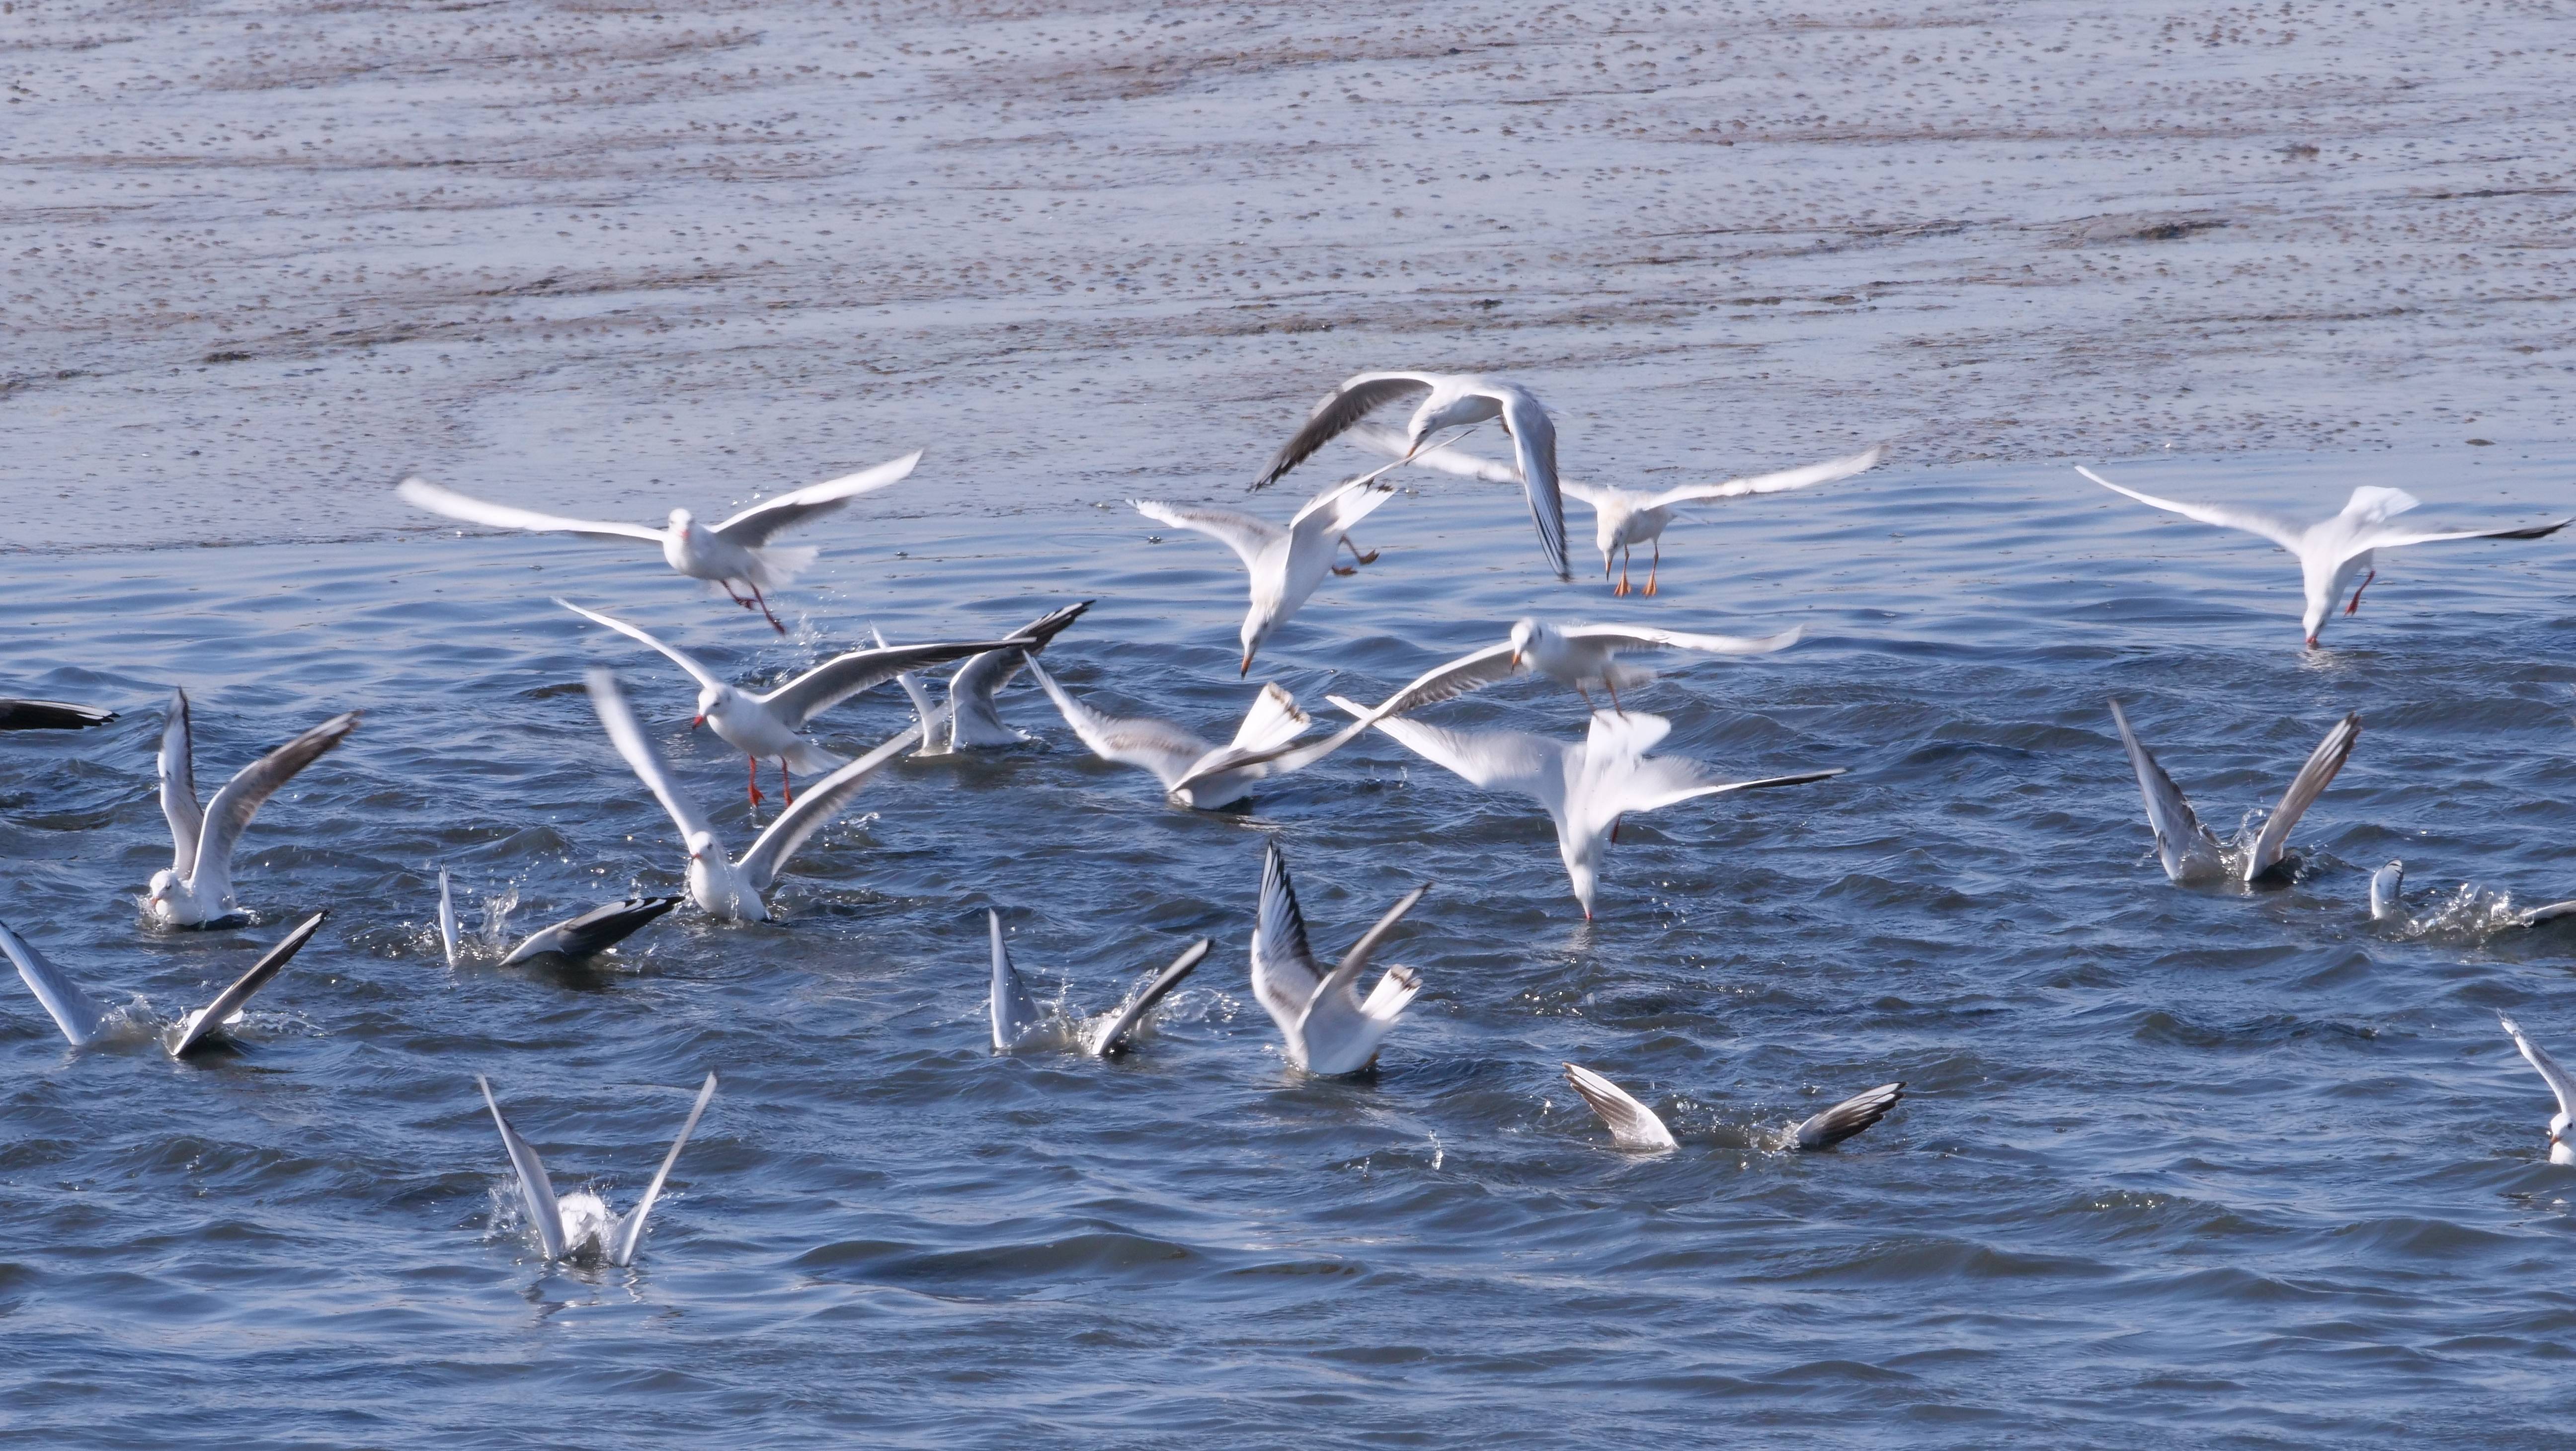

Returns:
2497,1015,2576,1166
2109,699,2358,887
558,597,1031,804
1255,372,1570,580
2080,466,2572,648
586,670,912,922
986,910,1213,1056
1356,427,1884,595
1335,700,1843,918
3,910,325,1055
150,689,360,927
1561,1063,1903,1152
886,602,1094,756
1250,842,1428,1076
480,1071,718,1266
399,450,920,633
1134,463,1402,673
1024,659,1380,810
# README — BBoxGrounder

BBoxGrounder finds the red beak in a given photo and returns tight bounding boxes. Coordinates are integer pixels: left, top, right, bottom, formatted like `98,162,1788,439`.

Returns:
689,715,705,729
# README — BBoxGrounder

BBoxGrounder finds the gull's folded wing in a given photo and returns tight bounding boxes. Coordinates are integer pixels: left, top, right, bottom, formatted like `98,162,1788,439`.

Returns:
499,896,682,966
0,699,117,730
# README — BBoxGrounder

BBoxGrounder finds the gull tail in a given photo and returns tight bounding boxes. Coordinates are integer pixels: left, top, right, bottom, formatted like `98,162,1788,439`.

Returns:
1085,938,1213,1057
746,544,821,590
611,1071,719,1267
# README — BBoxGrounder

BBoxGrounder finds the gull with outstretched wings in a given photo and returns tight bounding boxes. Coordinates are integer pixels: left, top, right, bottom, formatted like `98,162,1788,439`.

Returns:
480,1072,718,1266
985,909,1213,1057
2499,1015,2576,1166
1134,464,1402,674
2109,699,2357,887
1249,842,1429,1076
1562,1063,1904,1153
150,688,359,927
3,910,326,1056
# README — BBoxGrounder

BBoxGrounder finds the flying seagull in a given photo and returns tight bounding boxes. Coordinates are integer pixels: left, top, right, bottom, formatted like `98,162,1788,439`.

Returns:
1561,1063,1904,1152
150,689,360,927
3,910,326,1055
1134,464,1403,673
2080,467,2572,648
0,699,117,730
479,1071,718,1266
1255,372,1570,580
2498,1015,2576,1166
2109,699,2358,887
557,597,1032,804
399,450,920,632
887,601,1094,755
1025,659,1380,810
985,910,1213,1056
1333,618,1804,721
1249,842,1429,1076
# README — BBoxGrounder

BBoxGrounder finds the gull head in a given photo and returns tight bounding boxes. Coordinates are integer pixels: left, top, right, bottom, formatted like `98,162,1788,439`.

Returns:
2553,1111,2572,1149
146,869,179,906
690,682,737,730
1239,617,1272,676
684,830,721,863
668,507,695,538
1506,617,1555,670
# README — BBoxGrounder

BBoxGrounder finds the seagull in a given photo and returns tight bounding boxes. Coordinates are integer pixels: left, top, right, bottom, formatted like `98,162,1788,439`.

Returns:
3,910,325,1055
1249,842,1428,1076
2498,1015,2576,1166
1357,428,1884,595
480,1072,718,1266
1335,700,1843,918
1561,1063,1904,1152
1339,618,1805,722
1254,372,1570,580
2108,699,2358,887
0,699,117,730
887,601,1095,756
499,897,684,967
585,669,912,922
557,598,1032,804
399,450,920,633
2369,861,2405,922
1133,464,1403,674
150,689,361,927
1025,659,1381,810
2079,466,2572,648
986,910,1213,1056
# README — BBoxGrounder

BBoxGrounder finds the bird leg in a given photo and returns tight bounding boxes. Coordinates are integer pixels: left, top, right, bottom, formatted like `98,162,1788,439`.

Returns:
745,755,765,806
1643,540,1661,597
1614,545,1631,596
2345,569,2375,616
747,581,788,635
1342,535,1379,567
779,760,794,805
1602,675,1627,719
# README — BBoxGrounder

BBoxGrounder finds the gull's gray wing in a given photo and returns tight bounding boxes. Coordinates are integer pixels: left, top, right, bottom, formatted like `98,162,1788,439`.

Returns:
195,711,362,885
587,670,720,851
1495,385,1569,580
1249,841,1323,1033
610,1071,719,1267
761,638,1027,729
2519,898,2576,927
1086,938,1213,1057
398,478,665,544
736,727,915,895
2500,1015,2576,1123
1793,1082,1905,1150
498,896,682,966
1643,444,1886,510
2245,712,2360,883
1131,500,1285,573
437,869,461,967
1560,623,1807,659
160,688,201,881
2108,699,2227,883
2077,467,2306,553
988,910,1047,1051
0,699,117,730
1347,422,1525,485
0,917,108,1047
1311,883,1430,1010
1562,1062,1678,1150
1254,373,1440,488
170,910,325,1058
1024,659,1212,790
556,598,725,692
709,452,921,545
479,1076,567,1261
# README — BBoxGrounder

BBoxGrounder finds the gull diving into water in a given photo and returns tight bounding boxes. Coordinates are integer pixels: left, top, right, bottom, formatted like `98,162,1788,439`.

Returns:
586,670,912,922
886,601,1094,756
1561,1062,1904,1152
499,897,684,967
2109,699,2358,887
1134,463,1403,674
2080,466,2571,648
0,699,117,730
1357,427,1884,596
480,1071,719,1266
557,598,1032,804
986,910,1213,1056
151,689,360,927
1250,842,1428,1076
2498,1015,2576,1166
1335,700,1843,918
1024,659,1381,810
399,450,920,633
2363,859,2576,931
1255,372,1571,580
3,910,325,1055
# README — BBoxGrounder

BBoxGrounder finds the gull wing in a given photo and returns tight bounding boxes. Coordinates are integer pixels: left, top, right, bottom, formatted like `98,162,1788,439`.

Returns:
1645,445,1886,509
1347,422,1523,484
1289,472,1402,537
712,451,920,545
2499,1015,2576,1123
2077,467,2306,553
1249,842,1324,1032
737,727,915,894
160,688,203,880
1312,884,1430,1010
1353,709,1565,802
1563,1062,1678,1150
586,670,720,852
2518,898,2576,927
943,601,1095,744
556,598,724,692
892,668,947,750
1255,373,1439,487
1496,386,1570,579
1086,938,1213,1057
1562,623,1807,658
170,910,325,1057
1793,1082,1905,1150
610,1071,719,1267
1024,660,1212,790
988,910,1047,1051
2245,712,2360,883
0,917,108,1047
2362,516,2575,551
437,870,461,967
479,1077,567,1261
1587,761,1848,829
195,711,362,886
2369,861,2406,923
761,637,1027,728
1131,500,1285,573
0,699,117,730
1228,683,1312,754
2107,699,2228,883
397,478,664,545
499,896,683,966
1344,642,1525,722
1171,708,1382,799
